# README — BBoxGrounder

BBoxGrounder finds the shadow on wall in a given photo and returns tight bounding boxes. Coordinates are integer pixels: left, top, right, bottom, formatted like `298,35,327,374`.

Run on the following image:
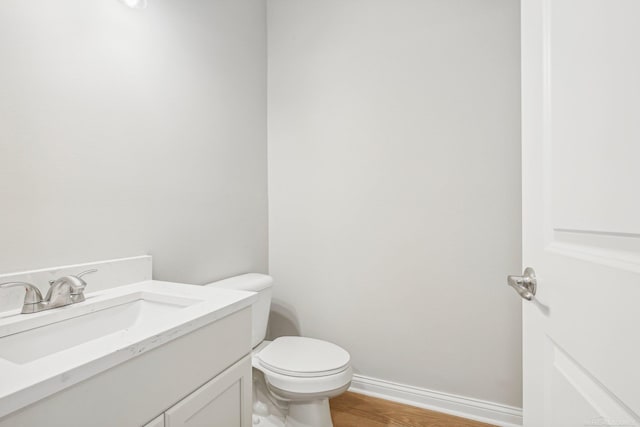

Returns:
266,299,301,339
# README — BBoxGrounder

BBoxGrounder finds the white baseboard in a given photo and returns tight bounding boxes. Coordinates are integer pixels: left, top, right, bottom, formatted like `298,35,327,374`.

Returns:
348,374,523,427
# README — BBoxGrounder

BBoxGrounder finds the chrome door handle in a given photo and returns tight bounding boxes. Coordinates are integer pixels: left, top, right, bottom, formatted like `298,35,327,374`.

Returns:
507,267,537,301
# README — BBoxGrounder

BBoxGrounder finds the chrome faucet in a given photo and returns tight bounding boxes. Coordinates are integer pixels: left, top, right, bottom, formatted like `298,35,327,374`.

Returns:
0,269,97,314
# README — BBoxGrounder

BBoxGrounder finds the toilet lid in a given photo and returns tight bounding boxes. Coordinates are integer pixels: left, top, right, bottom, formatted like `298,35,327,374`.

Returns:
257,337,351,378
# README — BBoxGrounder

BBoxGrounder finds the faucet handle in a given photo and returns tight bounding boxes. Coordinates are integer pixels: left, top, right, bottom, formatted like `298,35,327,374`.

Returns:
76,269,98,279
0,282,44,304
69,269,98,297
47,269,97,287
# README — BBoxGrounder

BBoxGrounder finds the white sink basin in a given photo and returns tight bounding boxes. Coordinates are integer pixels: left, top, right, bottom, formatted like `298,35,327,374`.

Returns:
0,280,257,418
0,293,198,364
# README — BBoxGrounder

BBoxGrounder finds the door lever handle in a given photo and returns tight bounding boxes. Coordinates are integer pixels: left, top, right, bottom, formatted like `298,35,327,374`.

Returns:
507,267,537,301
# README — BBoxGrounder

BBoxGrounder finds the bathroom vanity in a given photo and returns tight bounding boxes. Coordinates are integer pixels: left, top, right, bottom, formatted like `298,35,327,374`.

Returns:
0,258,256,427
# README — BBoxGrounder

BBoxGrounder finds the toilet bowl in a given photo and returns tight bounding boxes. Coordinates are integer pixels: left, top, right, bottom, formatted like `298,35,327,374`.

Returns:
206,274,352,427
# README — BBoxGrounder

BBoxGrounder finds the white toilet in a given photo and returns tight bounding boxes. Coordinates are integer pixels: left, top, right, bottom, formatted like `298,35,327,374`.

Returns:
207,274,352,427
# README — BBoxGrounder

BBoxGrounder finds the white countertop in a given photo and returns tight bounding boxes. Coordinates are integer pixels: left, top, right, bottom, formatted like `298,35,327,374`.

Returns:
0,280,257,418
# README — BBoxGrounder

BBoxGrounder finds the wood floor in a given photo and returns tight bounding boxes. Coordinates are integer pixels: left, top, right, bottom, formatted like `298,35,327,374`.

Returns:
330,392,495,427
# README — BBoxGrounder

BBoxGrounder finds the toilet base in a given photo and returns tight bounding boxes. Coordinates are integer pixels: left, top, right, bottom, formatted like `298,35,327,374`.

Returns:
251,398,333,427
252,369,336,427
285,399,333,427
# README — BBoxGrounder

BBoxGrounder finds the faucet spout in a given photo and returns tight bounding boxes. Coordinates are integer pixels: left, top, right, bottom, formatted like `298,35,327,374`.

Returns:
46,279,75,308
46,269,97,304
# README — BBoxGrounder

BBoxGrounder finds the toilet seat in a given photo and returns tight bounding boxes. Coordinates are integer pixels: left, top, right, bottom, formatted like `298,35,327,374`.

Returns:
257,337,351,378
252,337,352,398
259,365,353,399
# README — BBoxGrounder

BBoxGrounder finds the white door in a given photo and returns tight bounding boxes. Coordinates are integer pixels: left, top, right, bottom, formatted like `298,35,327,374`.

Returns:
520,0,640,426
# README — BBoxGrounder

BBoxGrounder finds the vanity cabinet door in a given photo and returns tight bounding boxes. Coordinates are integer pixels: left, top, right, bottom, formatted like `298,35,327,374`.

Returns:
143,414,165,427
164,355,252,427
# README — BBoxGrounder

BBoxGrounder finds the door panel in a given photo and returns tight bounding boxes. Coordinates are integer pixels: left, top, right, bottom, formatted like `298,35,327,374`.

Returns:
170,382,241,427
144,414,165,427
164,356,252,427
550,0,640,235
522,0,640,426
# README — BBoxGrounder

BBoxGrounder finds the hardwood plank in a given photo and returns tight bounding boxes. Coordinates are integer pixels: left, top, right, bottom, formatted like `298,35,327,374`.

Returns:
331,410,391,427
330,392,496,427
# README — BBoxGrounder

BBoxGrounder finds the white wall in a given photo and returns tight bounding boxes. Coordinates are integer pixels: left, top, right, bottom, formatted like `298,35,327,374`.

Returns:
0,0,267,283
268,0,522,407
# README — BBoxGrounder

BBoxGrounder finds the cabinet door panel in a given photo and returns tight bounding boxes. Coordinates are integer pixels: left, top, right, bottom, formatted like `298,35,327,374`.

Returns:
165,356,251,427
143,414,165,427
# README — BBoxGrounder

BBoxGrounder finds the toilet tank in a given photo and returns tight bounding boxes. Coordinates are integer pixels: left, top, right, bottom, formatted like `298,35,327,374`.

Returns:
205,273,273,348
